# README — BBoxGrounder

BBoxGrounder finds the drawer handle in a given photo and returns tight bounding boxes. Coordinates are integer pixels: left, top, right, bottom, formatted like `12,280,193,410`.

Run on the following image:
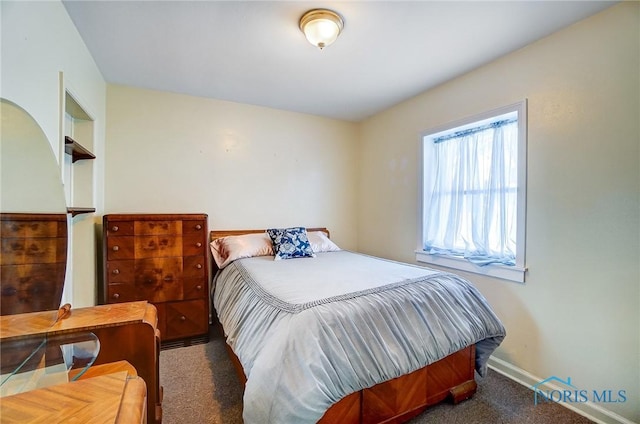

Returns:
112,293,120,299
180,316,186,321
164,276,174,282
196,285,203,290
195,224,202,230
196,242,202,248
112,246,119,252
112,269,120,275
112,225,119,232
196,263,202,269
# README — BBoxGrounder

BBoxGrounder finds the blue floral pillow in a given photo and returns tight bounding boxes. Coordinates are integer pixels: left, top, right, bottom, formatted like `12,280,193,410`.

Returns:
266,227,316,260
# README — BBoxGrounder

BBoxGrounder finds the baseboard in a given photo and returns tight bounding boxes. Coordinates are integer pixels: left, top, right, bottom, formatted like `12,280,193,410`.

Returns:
487,356,636,424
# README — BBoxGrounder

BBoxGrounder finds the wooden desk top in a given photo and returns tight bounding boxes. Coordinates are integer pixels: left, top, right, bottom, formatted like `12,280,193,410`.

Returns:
0,370,147,424
0,301,156,341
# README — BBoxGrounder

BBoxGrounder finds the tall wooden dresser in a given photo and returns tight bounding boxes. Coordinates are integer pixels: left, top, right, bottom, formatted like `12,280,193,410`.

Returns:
102,214,209,345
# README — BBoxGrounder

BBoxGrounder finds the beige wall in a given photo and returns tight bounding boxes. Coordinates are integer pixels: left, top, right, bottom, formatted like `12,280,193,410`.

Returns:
1,0,106,308
358,3,639,423
105,85,359,250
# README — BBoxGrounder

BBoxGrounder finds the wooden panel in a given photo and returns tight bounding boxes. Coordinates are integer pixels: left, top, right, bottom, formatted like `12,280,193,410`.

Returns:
83,303,161,424
0,220,64,238
209,227,329,242
1,262,65,288
426,346,475,405
315,345,477,424
164,300,207,340
0,302,150,340
134,236,182,259
72,360,138,380
182,234,204,257
209,227,330,275
321,391,361,424
106,259,135,283
182,220,205,235
0,213,67,316
117,377,147,424
0,302,160,424
107,236,135,260
105,221,135,237
107,283,138,303
183,277,206,300
362,367,427,424
134,220,181,236
183,255,205,278
154,303,167,340
0,309,59,340
0,263,66,314
0,372,133,424
0,238,66,265
134,257,183,303
0,336,44,375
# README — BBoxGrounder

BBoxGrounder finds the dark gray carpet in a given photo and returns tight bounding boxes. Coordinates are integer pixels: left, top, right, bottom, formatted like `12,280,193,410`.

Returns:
159,326,594,423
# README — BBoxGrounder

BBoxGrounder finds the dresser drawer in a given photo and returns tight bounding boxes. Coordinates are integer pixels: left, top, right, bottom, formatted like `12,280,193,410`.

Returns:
1,238,67,265
1,220,65,238
183,277,207,300
183,235,205,257
182,220,205,235
106,236,134,260
106,283,138,303
134,257,183,302
0,264,66,313
135,220,182,236
105,260,134,283
183,255,205,278
105,221,134,237
163,300,208,340
135,236,182,259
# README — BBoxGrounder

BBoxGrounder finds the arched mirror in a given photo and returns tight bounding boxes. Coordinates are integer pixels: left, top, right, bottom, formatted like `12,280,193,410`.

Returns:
0,98,68,315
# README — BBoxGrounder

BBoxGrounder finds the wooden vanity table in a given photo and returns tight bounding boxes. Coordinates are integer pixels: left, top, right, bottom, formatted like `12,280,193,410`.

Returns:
0,301,162,424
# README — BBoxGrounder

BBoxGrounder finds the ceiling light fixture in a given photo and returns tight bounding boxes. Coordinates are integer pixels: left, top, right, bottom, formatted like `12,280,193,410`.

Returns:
299,9,344,50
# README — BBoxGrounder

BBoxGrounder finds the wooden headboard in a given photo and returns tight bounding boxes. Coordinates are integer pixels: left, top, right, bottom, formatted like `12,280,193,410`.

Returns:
209,228,331,275
209,227,330,243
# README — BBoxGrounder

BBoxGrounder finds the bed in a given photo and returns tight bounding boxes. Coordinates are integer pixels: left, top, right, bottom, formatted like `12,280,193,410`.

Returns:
209,227,506,424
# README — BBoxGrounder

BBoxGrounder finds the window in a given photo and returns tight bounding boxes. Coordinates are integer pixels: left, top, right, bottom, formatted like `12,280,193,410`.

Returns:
416,100,527,283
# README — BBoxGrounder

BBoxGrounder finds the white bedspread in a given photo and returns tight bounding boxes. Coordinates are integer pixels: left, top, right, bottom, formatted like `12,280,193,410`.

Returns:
212,251,506,424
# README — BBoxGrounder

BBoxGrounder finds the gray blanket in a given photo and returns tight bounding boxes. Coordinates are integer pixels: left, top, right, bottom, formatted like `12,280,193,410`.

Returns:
213,251,505,423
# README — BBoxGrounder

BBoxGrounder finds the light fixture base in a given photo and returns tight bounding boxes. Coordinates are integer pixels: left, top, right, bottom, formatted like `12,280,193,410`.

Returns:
299,9,344,50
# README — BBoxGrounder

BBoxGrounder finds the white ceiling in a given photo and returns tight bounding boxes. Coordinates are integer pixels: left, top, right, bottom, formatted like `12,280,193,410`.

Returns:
62,1,616,122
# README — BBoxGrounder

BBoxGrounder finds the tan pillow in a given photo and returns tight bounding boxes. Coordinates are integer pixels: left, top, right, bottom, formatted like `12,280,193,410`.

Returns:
307,231,341,252
210,232,274,269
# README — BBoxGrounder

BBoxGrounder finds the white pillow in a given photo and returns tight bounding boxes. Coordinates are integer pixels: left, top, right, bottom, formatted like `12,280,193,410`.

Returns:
307,231,341,253
210,232,274,269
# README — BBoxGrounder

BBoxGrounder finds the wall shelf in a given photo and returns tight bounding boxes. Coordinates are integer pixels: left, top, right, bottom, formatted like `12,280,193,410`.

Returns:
67,207,96,217
64,136,95,162
64,135,95,215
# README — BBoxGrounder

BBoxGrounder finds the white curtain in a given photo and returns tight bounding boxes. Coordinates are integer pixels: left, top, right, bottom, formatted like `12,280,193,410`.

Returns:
423,120,518,266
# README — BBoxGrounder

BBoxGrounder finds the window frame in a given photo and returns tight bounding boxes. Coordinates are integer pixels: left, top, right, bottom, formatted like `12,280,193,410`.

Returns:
416,100,528,283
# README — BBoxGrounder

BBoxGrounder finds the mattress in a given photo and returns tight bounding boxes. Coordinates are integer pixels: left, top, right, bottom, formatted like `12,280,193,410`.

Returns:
212,250,506,423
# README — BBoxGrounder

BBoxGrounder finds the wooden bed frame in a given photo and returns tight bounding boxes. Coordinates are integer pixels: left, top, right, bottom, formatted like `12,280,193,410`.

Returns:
209,228,478,424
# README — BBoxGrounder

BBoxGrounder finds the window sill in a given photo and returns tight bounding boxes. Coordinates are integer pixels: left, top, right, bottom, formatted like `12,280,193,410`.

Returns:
415,250,526,283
